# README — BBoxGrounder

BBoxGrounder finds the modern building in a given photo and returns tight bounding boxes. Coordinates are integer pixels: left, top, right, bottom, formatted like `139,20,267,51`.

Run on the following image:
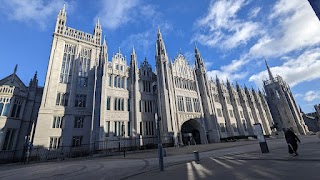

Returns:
32,5,275,150
0,66,42,155
263,61,308,135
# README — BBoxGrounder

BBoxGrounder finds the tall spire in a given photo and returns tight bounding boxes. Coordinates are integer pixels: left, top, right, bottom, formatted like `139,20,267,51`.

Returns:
103,36,106,46
194,45,205,70
156,27,167,57
265,59,274,80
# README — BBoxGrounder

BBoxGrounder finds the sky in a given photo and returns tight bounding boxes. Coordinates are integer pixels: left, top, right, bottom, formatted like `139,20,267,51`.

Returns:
0,0,319,113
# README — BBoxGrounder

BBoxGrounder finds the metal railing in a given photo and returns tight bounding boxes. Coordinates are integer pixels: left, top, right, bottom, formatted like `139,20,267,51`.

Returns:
0,136,174,164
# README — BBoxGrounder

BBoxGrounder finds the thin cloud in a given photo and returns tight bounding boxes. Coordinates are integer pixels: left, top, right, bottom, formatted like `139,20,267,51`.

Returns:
192,0,261,50
0,0,74,30
304,91,320,102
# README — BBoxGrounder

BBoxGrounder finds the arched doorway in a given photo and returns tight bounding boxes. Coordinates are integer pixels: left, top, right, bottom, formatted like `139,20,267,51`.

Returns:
181,120,201,145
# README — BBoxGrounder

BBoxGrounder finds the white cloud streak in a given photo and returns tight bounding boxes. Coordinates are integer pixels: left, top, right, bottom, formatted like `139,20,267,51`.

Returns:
249,48,320,88
96,0,139,30
0,0,73,30
193,0,261,49
304,91,320,102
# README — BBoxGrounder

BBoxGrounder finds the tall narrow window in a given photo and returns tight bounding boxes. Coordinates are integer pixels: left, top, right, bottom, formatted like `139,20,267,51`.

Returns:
75,94,86,107
52,116,63,128
78,48,91,87
56,92,69,106
177,96,185,112
2,129,16,150
186,97,193,112
49,137,61,149
60,44,75,83
106,97,111,110
72,136,83,147
217,108,223,117
10,99,23,118
74,116,84,128
108,75,112,87
193,98,201,112
105,121,110,137
128,99,130,111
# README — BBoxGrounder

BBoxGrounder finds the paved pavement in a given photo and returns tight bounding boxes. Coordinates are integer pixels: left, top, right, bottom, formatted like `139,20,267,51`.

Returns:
0,135,318,180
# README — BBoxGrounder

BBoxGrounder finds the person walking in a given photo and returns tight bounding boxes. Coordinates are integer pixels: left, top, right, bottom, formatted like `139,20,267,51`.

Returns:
285,128,301,156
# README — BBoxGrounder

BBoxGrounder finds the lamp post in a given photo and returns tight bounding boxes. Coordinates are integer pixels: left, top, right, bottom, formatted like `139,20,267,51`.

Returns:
155,113,164,171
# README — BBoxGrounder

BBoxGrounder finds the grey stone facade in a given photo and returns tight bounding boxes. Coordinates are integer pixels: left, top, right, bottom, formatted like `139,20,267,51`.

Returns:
263,61,308,135
0,66,42,154
33,6,276,149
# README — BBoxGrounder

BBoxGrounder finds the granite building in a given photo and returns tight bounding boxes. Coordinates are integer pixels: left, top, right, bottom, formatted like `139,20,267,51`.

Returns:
263,61,308,135
33,5,275,149
0,66,42,154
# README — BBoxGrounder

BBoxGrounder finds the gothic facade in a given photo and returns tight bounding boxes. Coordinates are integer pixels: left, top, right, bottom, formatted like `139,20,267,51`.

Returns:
0,66,42,153
32,6,276,149
263,61,309,135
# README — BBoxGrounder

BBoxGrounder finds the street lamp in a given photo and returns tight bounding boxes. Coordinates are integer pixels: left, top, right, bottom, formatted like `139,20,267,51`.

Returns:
155,113,164,171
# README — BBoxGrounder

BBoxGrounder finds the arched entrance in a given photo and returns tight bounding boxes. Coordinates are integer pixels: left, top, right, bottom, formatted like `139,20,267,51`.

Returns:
181,120,201,145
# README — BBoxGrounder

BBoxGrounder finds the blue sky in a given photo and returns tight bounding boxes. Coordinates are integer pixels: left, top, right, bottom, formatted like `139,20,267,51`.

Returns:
0,0,319,112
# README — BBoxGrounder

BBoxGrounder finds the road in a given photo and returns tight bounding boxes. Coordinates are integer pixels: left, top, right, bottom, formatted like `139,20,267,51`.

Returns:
0,136,318,180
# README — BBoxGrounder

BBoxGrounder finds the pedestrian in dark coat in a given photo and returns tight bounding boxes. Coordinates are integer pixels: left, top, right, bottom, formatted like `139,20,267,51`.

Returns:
285,128,301,156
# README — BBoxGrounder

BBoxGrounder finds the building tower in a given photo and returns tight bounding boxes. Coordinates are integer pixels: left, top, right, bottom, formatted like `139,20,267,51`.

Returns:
194,47,220,142
155,28,179,145
33,4,104,148
263,60,308,134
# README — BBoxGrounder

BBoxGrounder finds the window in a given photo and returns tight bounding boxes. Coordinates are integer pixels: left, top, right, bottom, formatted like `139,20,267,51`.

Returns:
108,75,112,87
141,100,152,113
56,92,69,106
74,116,84,128
75,94,86,107
219,123,226,132
60,44,75,83
52,116,63,128
229,110,234,118
2,129,16,150
193,98,201,112
106,97,111,110
10,99,23,118
72,136,83,147
0,97,11,117
49,137,61,149
143,81,151,92
114,121,124,137
214,94,219,103
121,77,125,89
240,111,244,118
105,121,110,137
145,121,155,136
78,48,91,87
140,121,143,135
114,98,124,111
185,97,193,112
114,75,117,87
177,96,185,112
116,64,119,70
217,108,223,117
242,120,247,131
226,97,231,104
232,123,238,132
128,99,130,111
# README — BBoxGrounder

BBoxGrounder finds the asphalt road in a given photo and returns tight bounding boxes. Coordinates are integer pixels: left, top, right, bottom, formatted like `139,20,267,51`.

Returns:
0,136,318,180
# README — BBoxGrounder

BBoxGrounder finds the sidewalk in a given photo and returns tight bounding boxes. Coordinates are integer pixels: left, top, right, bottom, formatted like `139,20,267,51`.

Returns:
126,137,320,180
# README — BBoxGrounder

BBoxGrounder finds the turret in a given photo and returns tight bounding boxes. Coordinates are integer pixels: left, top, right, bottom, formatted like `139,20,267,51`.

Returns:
94,18,102,45
55,4,67,34
156,27,167,58
265,59,274,80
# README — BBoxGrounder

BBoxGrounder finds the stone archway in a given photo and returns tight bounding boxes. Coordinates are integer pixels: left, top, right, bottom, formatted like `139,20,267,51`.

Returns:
181,119,201,145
